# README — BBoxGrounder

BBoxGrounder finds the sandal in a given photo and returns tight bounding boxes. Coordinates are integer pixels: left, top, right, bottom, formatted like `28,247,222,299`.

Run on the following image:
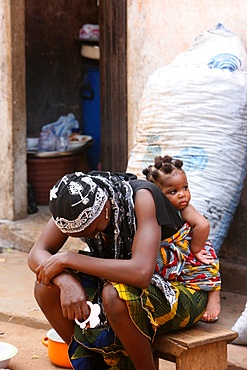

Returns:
200,316,219,323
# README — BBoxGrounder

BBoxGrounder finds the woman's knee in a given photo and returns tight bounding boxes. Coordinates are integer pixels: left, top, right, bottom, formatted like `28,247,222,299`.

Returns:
34,281,59,307
102,283,126,319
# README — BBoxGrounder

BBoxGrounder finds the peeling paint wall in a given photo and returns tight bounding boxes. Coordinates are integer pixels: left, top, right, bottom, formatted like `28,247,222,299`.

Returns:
0,1,14,218
127,0,247,153
0,0,27,220
127,1,247,263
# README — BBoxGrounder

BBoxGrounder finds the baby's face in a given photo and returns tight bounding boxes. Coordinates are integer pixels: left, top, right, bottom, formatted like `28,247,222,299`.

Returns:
159,171,191,210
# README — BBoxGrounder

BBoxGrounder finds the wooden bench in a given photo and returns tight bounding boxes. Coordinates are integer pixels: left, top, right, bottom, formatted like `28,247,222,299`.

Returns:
152,322,238,370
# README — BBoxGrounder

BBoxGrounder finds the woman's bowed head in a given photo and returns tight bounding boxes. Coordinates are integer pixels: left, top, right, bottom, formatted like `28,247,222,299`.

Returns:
28,171,209,370
49,173,109,235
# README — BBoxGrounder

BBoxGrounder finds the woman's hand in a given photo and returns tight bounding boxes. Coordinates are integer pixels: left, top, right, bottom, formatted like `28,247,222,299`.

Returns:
36,252,70,286
55,273,90,321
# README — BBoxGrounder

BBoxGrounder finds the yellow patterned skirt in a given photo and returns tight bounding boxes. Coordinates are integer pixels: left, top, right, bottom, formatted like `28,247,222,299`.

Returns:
69,276,207,370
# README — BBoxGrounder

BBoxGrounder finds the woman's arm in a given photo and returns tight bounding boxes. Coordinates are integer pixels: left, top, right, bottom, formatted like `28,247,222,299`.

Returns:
35,189,161,289
28,218,91,320
28,217,69,272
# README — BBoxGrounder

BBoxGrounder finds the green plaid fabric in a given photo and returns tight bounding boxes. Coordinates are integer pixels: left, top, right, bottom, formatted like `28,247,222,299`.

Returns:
70,280,207,369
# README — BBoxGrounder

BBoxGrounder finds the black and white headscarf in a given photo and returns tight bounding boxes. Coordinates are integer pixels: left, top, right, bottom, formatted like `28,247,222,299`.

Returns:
49,171,136,260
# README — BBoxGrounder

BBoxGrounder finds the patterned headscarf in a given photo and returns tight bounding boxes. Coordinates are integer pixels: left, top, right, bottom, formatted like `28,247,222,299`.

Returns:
49,172,108,233
49,171,136,259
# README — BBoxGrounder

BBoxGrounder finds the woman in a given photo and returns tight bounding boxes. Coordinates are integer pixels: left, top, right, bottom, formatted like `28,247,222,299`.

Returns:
28,171,207,370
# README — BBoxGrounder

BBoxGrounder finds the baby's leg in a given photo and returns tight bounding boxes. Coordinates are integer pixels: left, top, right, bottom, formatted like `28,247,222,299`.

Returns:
201,290,221,322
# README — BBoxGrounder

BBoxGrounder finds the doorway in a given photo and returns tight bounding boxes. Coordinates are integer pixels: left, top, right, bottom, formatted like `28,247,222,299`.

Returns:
99,0,127,171
25,0,127,173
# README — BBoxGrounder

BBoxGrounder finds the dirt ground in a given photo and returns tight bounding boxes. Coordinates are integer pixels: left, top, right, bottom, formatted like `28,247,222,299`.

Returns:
0,249,174,370
1,319,246,370
0,321,173,370
0,321,64,370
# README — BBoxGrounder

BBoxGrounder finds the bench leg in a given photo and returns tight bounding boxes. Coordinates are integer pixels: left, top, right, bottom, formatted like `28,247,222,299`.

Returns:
153,355,159,370
175,341,228,370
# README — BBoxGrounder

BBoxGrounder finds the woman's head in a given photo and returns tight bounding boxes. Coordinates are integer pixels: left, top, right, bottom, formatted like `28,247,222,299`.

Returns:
142,155,191,210
49,171,136,259
49,172,109,235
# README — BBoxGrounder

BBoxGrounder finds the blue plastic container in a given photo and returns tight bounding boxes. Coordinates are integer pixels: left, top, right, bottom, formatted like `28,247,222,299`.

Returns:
80,65,100,170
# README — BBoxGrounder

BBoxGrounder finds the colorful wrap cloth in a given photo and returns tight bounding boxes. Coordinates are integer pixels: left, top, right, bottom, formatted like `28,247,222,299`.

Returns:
69,222,220,369
69,275,207,370
66,172,219,369
156,222,221,291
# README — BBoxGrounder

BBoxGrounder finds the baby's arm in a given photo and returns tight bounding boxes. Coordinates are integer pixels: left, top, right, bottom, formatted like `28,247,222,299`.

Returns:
181,204,212,264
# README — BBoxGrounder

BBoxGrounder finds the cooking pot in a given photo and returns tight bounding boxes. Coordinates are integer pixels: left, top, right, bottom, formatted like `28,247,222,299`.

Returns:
42,328,72,368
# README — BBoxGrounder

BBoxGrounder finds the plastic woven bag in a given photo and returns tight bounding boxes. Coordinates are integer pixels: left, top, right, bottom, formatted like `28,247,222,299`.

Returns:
127,24,247,252
232,302,247,345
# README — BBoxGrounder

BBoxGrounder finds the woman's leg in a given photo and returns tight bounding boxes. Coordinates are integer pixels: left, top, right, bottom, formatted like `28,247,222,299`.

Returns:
34,282,74,344
102,283,156,370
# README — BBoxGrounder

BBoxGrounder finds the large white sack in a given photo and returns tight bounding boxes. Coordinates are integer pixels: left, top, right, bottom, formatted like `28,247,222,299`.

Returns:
172,23,247,70
232,302,247,345
127,24,247,252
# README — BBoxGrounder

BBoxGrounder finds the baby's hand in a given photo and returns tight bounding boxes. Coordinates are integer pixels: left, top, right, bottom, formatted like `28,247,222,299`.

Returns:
194,250,214,265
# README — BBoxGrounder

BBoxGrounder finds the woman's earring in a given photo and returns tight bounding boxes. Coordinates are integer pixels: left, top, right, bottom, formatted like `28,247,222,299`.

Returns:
105,207,109,220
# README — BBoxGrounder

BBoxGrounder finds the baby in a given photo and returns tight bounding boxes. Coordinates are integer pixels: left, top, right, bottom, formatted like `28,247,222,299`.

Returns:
143,155,221,322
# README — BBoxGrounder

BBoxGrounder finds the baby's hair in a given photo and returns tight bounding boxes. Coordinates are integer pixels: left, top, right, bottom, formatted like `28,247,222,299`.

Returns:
142,155,184,182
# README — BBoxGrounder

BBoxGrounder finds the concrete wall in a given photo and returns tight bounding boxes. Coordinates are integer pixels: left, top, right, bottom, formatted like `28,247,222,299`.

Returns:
0,0,27,220
127,1,247,264
127,0,247,153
